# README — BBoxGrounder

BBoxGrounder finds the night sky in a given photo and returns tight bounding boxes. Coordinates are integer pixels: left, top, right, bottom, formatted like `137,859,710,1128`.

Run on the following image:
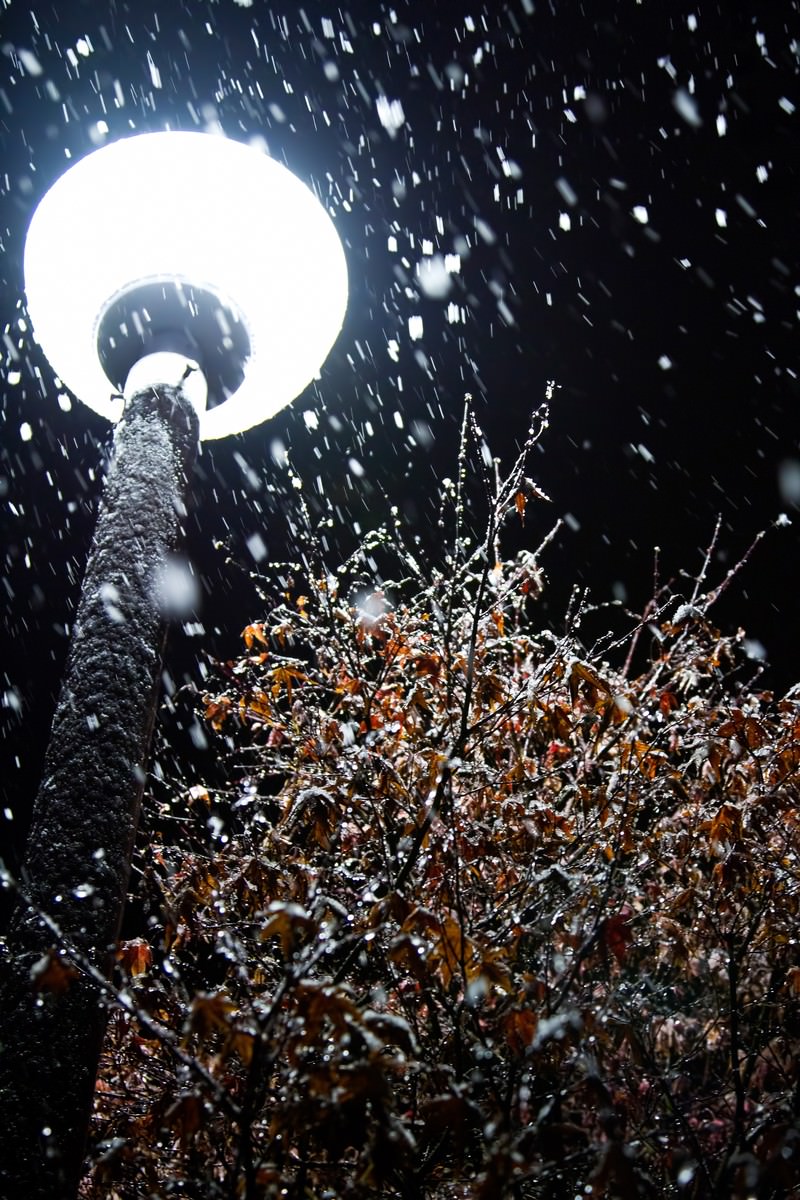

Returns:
1,0,799,888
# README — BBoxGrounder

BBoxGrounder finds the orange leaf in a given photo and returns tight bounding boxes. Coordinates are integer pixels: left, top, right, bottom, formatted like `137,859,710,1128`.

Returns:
165,1092,205,1146
188,991,236,1040
117,937,152,978
269,664,308,702
242,622,268,650
411,653,442,678
187,785,211,809
203,694,232,731
240,690,273,724
430,915,481,989
504,1008,537,1054
744,717,766,749
569,661,610,707
601,912,633,965
30,950,79,994
259,902,313,956
227,1029,256,1065
622,739,665,781
709,803,743,844
387,934,429,982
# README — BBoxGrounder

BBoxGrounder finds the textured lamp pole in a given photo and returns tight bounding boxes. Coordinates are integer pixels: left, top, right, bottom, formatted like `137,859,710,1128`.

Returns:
0,132,347,1198
1,373,201,1195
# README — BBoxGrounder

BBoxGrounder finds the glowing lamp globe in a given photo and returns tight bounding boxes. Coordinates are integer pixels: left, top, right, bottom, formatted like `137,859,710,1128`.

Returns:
23,131,348,439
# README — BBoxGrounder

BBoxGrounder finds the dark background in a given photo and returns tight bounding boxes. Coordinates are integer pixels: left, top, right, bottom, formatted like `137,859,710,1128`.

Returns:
1,0,799,885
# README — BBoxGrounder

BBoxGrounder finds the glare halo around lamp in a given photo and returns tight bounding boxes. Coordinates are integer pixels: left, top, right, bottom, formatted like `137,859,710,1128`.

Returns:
1,131,347,1200
23,130,348,437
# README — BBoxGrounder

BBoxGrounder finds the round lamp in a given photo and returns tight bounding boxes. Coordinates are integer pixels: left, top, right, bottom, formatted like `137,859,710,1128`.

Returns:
23,131,348,439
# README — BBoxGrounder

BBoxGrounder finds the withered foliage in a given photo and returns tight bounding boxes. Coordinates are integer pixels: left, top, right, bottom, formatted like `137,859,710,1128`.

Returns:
80,401,800,1198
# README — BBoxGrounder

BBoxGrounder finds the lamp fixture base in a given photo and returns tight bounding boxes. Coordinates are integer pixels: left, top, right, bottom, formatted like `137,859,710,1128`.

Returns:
124,352,208,421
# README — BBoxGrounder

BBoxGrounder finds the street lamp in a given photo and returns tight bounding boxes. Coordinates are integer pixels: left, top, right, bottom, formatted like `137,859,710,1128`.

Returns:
0,131,348,1199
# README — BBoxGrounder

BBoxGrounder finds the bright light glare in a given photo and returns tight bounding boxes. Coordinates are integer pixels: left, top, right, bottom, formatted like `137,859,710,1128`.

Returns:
24,132,348,439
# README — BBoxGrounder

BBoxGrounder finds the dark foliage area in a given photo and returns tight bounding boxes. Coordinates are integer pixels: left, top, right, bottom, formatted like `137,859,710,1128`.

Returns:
59,398,800,1198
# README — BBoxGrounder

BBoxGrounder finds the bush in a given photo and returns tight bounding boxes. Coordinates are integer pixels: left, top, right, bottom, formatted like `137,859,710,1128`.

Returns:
82,400,800,1198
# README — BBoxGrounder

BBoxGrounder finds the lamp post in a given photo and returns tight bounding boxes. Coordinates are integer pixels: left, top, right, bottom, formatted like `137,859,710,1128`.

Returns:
0,131,347,1198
